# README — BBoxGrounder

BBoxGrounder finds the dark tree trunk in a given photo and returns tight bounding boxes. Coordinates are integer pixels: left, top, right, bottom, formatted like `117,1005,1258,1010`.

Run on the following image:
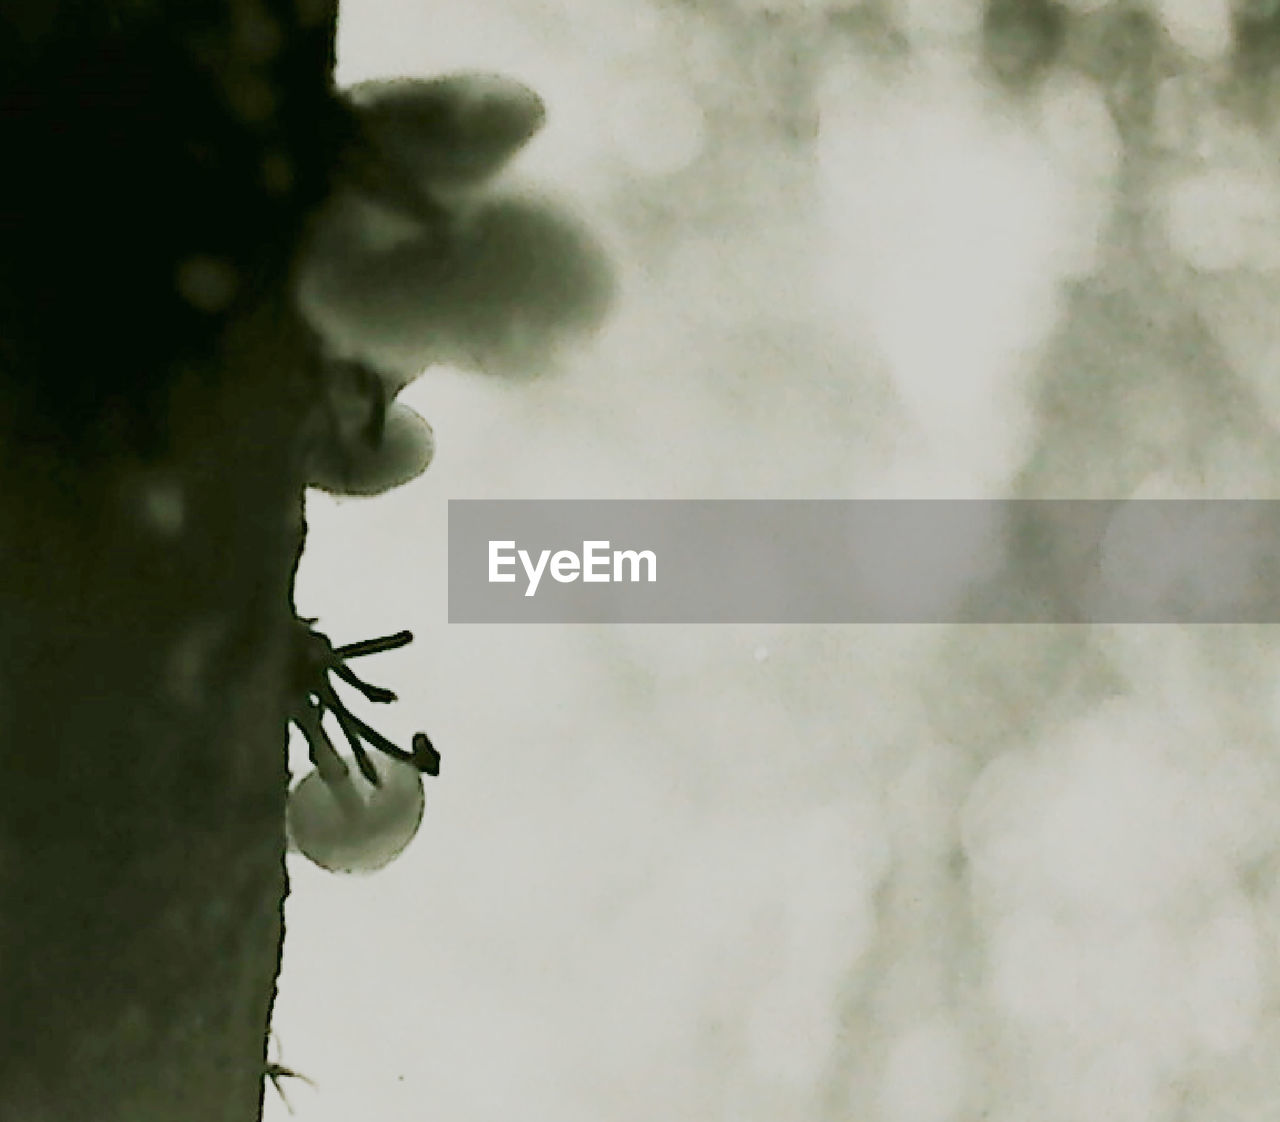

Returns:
0,2,341,1118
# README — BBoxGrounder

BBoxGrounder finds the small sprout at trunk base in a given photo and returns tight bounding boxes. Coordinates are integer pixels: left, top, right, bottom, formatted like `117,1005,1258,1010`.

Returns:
265,1059,316,1115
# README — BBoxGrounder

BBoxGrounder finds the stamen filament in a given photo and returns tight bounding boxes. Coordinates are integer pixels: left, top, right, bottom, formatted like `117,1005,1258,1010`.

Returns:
334,630,414,659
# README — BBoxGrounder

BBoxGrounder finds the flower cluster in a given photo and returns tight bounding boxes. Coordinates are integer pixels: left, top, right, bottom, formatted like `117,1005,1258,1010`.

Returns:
285,621,439,873
298,71,615,498
287,71,614,872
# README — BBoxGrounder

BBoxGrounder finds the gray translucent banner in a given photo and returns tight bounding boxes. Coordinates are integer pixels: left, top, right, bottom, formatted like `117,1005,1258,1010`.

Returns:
447,500,1280,624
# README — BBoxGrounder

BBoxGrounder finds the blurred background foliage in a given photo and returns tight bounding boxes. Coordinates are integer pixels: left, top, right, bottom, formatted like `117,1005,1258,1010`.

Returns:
278,2,1280,1121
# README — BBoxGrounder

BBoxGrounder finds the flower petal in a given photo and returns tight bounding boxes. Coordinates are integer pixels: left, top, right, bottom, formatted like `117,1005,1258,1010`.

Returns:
348,71,546,191
296,189,615,382
286,757,426,874
307,401,435,496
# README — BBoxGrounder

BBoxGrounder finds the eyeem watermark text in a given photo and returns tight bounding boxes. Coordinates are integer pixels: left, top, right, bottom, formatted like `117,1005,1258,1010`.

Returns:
489,540,657,597
452,500,1280,623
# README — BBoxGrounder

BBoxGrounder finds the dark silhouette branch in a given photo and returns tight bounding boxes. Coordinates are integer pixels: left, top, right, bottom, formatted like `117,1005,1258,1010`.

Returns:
0,2,342,1118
